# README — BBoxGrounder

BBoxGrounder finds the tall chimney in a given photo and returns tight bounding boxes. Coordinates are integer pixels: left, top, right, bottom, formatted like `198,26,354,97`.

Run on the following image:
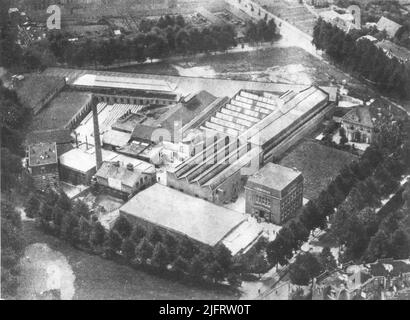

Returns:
92,97,103,170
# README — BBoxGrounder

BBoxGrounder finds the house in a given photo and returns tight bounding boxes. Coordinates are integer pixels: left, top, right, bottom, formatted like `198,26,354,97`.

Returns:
341,106,374,144
376,40,410,64
94,160,156,200
376,16,402,38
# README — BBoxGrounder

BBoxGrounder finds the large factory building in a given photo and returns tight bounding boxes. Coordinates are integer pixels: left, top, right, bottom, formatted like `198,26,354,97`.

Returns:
167,86,331,205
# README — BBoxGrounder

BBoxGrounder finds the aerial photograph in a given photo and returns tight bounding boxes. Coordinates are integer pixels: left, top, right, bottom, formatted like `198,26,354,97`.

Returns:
1,0,410,306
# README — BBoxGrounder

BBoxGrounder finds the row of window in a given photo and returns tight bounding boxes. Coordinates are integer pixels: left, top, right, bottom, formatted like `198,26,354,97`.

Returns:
97,95,174,106
255,194,271,207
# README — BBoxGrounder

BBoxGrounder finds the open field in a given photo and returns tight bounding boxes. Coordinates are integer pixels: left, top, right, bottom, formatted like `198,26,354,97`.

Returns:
279,140,359,200
115,46,371,98
20,221,237,300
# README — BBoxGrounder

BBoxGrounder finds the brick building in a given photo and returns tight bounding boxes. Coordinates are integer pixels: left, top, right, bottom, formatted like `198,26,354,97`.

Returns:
28,142,60,190
245,163,303,225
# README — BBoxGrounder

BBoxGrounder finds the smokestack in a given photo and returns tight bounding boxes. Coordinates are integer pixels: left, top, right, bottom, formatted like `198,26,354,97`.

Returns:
92,97,103,170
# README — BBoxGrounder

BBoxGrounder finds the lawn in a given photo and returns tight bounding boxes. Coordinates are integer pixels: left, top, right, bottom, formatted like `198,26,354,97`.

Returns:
279,140,359,200
21,221,237,300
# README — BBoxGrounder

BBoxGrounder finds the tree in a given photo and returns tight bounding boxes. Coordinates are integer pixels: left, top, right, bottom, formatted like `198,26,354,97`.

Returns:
131,224,147,244
173,255,189,278
190,255,205,280
107,229,122,252
319,247,337,271
205,261,224,283
151,243,170,269
135,237,154,261
164,233,178,261
339,127,348,146
56,191,71,212
365,230,391,262
289,253,323,286
78,216,91,245
113,216,132,238
148,227,163,245
72,201,91,219
213,244,233,272
1,201,24,298
25,194,41,218
178,237,198,260
61,213,80,245
121,238,136,261
89,222,106,248
390,229,410,260
227,273,241,287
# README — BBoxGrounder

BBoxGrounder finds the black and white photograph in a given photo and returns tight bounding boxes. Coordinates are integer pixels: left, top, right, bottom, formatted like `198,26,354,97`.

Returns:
1,0,410,305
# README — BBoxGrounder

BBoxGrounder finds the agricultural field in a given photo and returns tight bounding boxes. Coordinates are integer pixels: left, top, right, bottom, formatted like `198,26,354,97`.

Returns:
279,140,359,200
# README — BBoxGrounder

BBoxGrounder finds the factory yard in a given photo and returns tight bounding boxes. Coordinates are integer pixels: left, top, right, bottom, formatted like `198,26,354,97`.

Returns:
279,140,359,200
19,220,237,300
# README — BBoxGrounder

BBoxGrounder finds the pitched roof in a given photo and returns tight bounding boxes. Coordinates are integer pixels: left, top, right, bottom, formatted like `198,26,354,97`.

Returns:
342,106,374,128
376,16,402,38
120,184,247,247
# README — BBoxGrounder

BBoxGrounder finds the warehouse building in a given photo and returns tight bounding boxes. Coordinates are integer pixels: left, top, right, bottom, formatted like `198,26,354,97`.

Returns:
71,74,180,106
120,184,263,255
167,86,330,205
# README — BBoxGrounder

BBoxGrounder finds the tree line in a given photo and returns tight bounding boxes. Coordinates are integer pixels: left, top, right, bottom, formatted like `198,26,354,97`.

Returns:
312,18,410,99
266,115,410,272
25,189,244,288
1,201,24,298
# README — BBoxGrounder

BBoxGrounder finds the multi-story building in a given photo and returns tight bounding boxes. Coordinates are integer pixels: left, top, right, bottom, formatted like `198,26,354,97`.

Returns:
28,142,60,190
341,105,374,144
245,163,303,225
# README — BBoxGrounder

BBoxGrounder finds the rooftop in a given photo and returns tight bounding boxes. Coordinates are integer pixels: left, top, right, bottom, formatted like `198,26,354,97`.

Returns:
15,75,65,114
28,142,58,167
247,163,302,191
376,16,402,38
376,40,410,63
59,148,118,173
72,74,176,93
342,105,374,128
30,91,92,131
120,184,247,247
95,162,143,189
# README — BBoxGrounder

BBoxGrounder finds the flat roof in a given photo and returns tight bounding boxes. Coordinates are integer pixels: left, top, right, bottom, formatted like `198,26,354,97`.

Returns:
59,148,118,173
247,163,302,191
72,74,176,93
29,142,58,167
120,184,247,247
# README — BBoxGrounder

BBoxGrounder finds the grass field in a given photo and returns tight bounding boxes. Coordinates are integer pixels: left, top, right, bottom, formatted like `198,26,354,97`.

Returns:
20,221,237,300
279,140,359,200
